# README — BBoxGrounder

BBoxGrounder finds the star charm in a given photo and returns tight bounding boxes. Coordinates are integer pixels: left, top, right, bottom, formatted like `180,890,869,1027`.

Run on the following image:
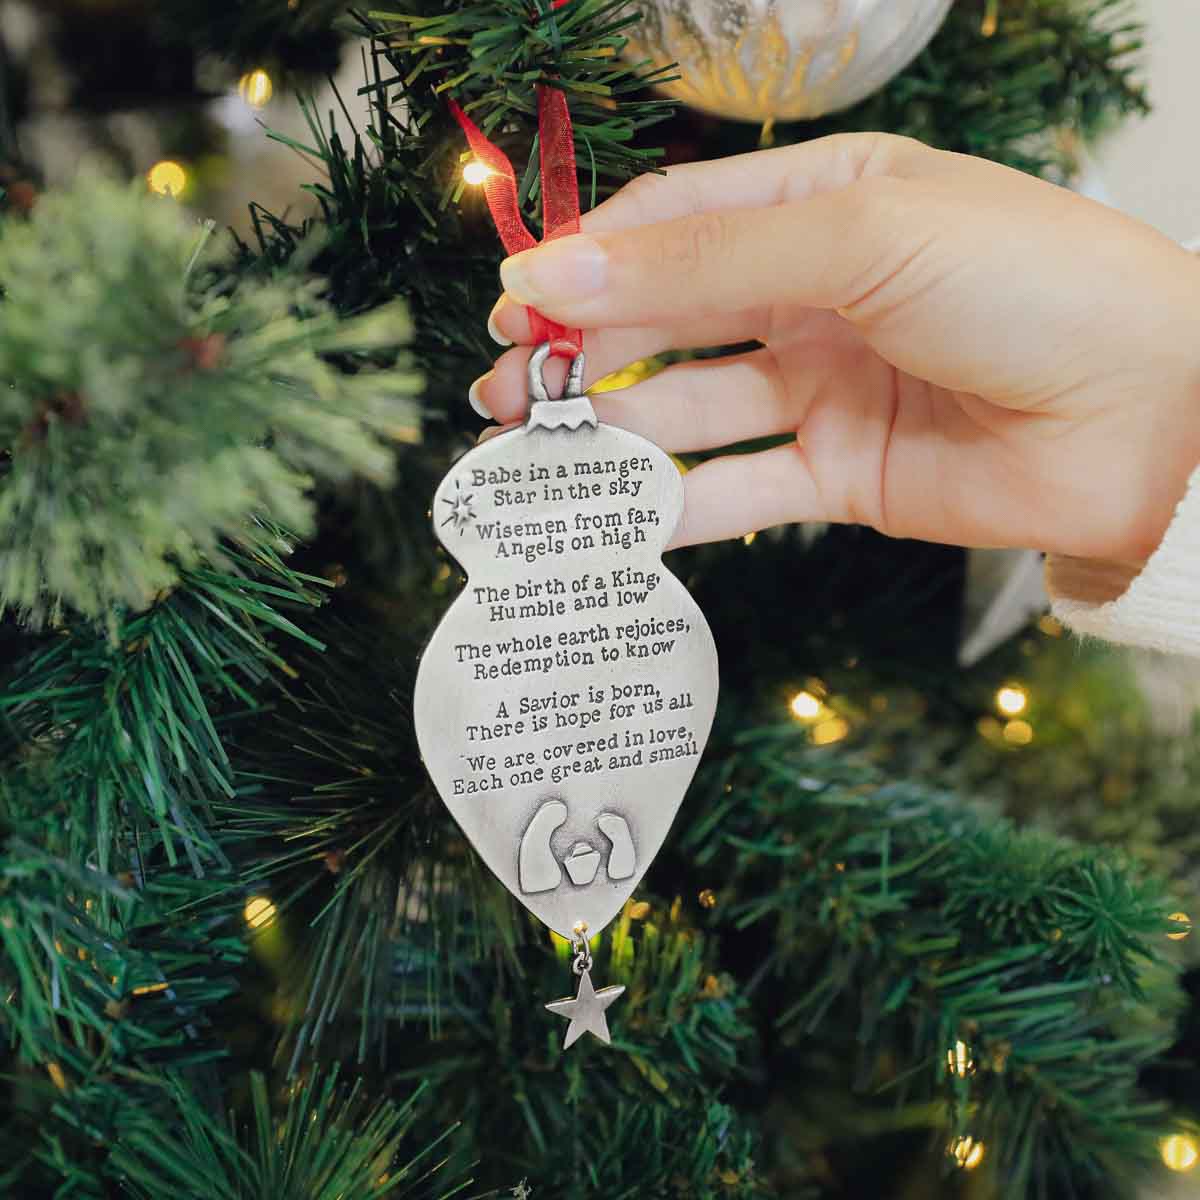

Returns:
439,480,475,534
545,970,625,1049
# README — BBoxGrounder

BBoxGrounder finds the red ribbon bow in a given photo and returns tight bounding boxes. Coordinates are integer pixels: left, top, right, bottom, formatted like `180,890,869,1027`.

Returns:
448,7,582,359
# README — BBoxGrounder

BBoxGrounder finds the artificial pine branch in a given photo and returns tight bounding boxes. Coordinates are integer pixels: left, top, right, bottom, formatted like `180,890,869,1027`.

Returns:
0,756,243,1062
2,533,329,872
111,1069,468,1200
375,891,764,1195
686,726,1179,1194
0,173,420,630
0,764,246,1192
237,1,672,441
364,0,675,186
218,612,468,1065
797,0,1147,175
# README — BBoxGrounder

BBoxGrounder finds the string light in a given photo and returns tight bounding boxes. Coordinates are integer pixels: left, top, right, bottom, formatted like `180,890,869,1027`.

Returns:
592,360,654,392
237,68,274,109
698,888,717,909
995,684,1028,716
789,690,822,720
977,715,1002,741
1002,719,1034,746
243,896,277,929
1161,1134,1199,1172
463,159,494,185
146,160,188,198
1167,912,1193,941
947,1040,975,1078
981,0,999,36
742,531,757,546
1037,614,1064,637
950,1136,985,1170
811,717,850,746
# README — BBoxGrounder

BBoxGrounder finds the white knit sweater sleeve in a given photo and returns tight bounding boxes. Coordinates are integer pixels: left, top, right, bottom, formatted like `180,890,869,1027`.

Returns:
1045,236,1200,653
1047,473,1200,655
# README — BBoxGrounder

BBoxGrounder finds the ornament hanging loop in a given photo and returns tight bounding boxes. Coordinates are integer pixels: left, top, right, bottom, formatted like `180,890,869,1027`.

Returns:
526,343,596,430
528,342,586,404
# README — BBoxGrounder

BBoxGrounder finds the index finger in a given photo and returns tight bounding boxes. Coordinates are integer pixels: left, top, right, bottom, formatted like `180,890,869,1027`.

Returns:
580,131,909,236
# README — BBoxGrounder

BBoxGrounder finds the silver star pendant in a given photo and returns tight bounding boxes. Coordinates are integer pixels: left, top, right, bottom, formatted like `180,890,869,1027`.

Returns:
545,970,625,1050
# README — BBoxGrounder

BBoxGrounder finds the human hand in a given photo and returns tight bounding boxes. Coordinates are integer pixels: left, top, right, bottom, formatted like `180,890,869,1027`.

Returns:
471,133,1200,562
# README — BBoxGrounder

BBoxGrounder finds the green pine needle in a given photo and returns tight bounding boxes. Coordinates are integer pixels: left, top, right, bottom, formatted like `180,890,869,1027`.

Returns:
112,1069,469,1200
2,531,328,870
0,174,421,629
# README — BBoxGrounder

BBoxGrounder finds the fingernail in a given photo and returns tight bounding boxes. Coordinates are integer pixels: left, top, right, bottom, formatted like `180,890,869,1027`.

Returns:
468,371,494,419
486,297,512,346
500,235,607,308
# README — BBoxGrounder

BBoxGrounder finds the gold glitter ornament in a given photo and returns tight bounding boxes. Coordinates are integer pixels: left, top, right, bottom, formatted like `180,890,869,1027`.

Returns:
623,0,953,125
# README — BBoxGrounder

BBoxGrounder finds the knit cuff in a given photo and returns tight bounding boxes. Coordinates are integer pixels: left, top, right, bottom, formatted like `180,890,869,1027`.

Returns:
1045,234,1200,654
1047,467,1200,655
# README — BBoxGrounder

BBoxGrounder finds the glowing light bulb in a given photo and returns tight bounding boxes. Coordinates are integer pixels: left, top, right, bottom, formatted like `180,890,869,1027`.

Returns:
1167,912,1193,941
146,160,188,198
698,888,717,909
790,690,821,720
1002,719,1034,746
463,159,493,185
976,715,1002,741
811,717,850,746
243,896,277,929
237,68,274,109
1161,1134,1199,1172
995,684,1028,716
947,1040,975,1078
950,1136,985,1170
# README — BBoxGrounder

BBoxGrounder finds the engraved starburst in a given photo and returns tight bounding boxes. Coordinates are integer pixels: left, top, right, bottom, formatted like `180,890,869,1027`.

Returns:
440,479,475,534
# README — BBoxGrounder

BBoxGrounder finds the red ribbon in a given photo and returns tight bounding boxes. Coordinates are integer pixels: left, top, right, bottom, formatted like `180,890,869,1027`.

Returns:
448,13,582,358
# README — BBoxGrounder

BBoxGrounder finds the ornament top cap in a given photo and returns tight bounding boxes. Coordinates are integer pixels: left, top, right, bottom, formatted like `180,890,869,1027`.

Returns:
527,341,597,432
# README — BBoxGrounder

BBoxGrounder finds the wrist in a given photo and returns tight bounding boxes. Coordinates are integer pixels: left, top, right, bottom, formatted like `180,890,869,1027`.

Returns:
1126,239,1200,562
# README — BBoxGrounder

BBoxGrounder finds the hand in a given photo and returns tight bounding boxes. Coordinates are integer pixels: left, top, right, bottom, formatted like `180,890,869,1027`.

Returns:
472,133,1200,562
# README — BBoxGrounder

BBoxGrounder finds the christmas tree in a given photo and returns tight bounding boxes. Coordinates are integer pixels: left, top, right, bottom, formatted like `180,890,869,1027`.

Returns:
2,2,1197,1197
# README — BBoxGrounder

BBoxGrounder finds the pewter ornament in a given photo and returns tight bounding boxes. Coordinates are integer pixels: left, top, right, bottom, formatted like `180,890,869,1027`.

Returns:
414,358,719,941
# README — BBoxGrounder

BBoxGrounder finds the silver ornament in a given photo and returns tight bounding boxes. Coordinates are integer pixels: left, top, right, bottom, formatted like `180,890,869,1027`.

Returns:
624,0,954,124
414,346,719,1042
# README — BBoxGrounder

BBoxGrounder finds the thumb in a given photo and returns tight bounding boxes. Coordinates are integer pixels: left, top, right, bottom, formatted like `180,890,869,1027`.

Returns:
498,176,928,330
